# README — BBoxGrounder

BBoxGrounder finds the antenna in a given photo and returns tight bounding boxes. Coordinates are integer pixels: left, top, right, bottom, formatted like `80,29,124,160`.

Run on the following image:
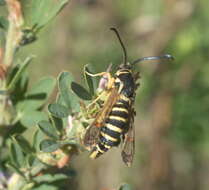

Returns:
110,27,127,64
131,54,174,65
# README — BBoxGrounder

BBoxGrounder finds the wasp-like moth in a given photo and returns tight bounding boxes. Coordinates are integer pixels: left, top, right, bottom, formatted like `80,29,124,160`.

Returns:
83,27,174,166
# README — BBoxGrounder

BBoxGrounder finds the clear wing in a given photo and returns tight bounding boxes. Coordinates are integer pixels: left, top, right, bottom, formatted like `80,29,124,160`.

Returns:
83,124,101,150
83,87,120,148
121,72,139,166
121,106,135,167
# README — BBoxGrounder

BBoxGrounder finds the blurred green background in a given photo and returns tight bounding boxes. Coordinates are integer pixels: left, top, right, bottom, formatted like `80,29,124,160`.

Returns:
19,0,209,190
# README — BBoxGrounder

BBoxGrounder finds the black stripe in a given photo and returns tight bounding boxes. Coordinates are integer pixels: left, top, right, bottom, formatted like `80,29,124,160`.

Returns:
118,99,129,107
95,152,102,158
101,126,121,138
113,103,128,109
91,147,102,158
110,109,128,118
118,69,131,74
106,118,127,129
99,136,120,146
98,143,108,152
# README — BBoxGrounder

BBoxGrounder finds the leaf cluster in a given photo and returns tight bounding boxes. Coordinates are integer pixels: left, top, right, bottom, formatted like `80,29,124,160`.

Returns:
0,1,135,189
0,1,83,190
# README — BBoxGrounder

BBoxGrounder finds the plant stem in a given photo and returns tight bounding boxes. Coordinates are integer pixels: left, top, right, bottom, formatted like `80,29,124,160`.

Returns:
0,0,23,127
4,0,23,67
3,20,17,66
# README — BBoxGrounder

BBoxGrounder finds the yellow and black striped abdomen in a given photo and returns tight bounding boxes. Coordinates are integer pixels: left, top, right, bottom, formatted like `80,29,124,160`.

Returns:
90,96,130,159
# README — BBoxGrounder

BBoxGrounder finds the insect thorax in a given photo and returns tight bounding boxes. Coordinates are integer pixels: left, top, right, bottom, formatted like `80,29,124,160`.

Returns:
114,68,135,98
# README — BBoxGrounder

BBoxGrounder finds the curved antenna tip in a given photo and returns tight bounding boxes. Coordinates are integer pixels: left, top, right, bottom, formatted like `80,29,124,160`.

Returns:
110,27,117,31
163,54,175,60
131,54,175,65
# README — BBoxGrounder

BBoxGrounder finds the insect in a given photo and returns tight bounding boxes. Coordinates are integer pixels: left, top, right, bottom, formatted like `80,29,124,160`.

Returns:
83,27,174,166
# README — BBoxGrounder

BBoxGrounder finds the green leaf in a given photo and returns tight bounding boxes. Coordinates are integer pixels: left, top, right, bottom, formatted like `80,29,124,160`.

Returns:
38,120,59,140
0,0,5,6
8,67,29,104
119,184,133,190
26,154,35,168
48,103,70,118
7,56,33,91
34,173,68,183
24,0,69,30
40,139,59,153
0,90,6,95
20,111,48,128
56,92,65,105
58,72,73,109
32,184,58,190
30,158,47,176
13,135,34,154
33,130,45,151
71,82,92,100
6,163,25,178
84,65,96,96
50,115,63,132
58,71,80,112
10,142,25,168
17,77,56,112
0,16,8,30
8,123,27,136
59,140,78,146
26,77,56,97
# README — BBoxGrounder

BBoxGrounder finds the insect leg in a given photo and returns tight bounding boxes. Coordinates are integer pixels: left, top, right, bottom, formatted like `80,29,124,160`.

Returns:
85,71,108,77
86,90,108,109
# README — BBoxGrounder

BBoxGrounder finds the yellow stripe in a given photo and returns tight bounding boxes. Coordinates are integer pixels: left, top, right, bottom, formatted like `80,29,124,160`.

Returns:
112,107,128,113
116,102,124,105
106,123,123,133
101,132,118,142
102,143,111,149
96,144,104,153
120,95,130,102
90,150,99,159
118,70,131,74
109,115,127,123
115,78,120,83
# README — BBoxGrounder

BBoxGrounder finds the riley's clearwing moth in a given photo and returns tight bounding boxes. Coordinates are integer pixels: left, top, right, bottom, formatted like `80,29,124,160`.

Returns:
83,28,174,166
